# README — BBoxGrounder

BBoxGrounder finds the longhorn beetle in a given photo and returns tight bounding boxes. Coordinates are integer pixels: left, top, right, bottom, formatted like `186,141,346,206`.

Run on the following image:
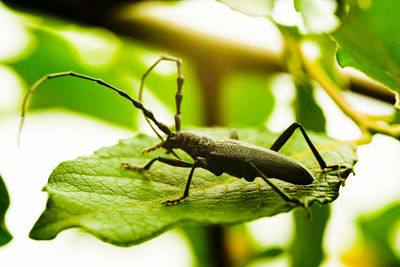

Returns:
19,55,350,216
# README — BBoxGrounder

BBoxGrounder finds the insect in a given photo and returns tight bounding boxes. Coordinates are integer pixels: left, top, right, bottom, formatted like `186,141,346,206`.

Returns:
19,55,350,216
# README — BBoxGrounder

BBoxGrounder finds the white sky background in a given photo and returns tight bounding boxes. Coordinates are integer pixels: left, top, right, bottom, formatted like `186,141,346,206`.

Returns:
0,1,399,266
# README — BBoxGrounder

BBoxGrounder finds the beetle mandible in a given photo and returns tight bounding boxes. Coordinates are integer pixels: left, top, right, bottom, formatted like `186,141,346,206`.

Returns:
19,55,350,216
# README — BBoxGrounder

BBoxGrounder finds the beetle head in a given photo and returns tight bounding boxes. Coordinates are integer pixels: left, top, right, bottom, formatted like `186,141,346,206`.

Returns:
163,132,181,150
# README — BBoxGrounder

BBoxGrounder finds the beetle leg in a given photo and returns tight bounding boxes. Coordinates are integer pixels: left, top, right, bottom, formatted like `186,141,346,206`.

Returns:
122,157,207,206
162,162,197,206
162,157,207,206
270,122,347,171
141,141,165,154
122,156,192,171
249,162,311,218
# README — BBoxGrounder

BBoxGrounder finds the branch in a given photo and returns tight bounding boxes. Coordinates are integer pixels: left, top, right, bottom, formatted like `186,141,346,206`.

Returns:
282,35,400,141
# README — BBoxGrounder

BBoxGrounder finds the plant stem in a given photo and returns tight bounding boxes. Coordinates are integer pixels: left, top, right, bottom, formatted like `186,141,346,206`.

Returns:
283,33,400,141
303,56,400,140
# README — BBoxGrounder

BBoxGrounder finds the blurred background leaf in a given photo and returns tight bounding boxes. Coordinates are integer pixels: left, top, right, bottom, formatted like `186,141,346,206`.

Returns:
342,202,400,267
332,0,400,95
290,204,330,267
0,174,12,247
220,71,275,126
7,22,203,128
289,48,328,267
9,26,138,127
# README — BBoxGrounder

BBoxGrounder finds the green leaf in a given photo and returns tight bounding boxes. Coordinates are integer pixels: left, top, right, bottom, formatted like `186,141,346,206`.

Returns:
241,247,284,266
290,204,330,267
357,202,400,266
221,71,275,126
30,127,357,246
291,59,328,267
181,224,215,267
0,174,12,246
294,82,326,133
9,24,203,128
331,0,400,95
9,27,139,127
343,202,400,265
394,110,400,124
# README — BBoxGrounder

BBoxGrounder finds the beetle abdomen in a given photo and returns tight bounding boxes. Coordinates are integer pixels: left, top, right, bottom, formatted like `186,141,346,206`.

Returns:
207,139,314,185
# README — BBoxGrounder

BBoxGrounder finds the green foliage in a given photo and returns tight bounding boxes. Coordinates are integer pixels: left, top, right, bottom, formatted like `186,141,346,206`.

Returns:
221,71,274,126
9,27,138,126
290,204,330,267
290,55,328,267
240,247,284,266
221,0,400,98
310,34,347,87
0,174,12,246
343,202,400,266
332,0,400,93
7,25,203,127
358,202,400,266
181,224,214,267
30,127,357,246
0,1,397,266
394,110,400,124
294,82,325,133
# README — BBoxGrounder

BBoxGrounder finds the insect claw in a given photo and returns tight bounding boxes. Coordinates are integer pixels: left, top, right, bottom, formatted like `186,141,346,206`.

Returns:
121,162,143,171
323,165,338,171
339,167,355,178
162,197,185,206
121,162,130,168
323,165,350,173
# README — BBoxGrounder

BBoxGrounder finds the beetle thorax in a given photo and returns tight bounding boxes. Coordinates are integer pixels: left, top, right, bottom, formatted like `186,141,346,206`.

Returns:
164,131,215,159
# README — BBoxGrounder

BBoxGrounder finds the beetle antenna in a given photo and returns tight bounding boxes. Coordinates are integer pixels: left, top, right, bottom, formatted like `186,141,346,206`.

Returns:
138,55,184,138
18,72,171,147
